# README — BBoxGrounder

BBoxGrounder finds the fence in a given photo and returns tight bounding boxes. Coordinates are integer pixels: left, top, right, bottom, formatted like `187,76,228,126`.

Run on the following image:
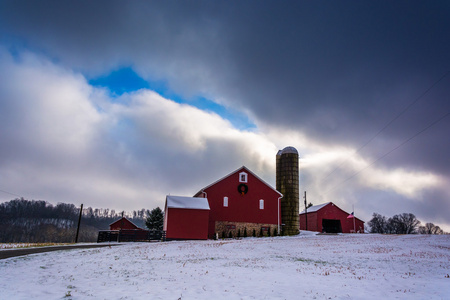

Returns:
97,229,163,243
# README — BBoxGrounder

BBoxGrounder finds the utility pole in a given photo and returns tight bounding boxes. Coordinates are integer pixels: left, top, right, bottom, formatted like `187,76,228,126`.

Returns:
304,191,307,231
75,204,83,243
353,204,356,233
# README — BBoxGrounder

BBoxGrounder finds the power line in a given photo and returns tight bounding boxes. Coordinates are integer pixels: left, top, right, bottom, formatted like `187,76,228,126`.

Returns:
319,70,450,184
324,110,450,194
0,189,23,198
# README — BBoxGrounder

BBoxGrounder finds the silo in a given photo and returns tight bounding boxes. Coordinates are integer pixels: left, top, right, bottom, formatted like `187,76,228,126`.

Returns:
276,146,300,235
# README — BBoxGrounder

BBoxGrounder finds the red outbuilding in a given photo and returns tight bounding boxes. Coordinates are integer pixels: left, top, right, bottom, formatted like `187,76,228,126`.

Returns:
163,195,210,240
194,166,283,239
300,202,364,233
109,217,142,230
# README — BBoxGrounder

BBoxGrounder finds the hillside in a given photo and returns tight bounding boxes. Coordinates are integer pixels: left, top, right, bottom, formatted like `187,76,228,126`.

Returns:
0,199,149,243
1,233,449,299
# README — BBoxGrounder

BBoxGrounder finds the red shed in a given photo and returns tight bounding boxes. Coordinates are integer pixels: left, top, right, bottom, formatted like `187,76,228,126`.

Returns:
194,166,282,238
164,195,210,240
109,217,142,230
300,202,364,233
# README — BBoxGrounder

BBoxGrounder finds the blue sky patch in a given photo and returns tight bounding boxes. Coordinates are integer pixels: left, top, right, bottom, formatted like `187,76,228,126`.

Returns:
89,67,150,95
89,67,256,130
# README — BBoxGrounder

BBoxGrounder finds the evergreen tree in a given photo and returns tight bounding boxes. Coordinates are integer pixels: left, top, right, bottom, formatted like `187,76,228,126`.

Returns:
145,207,164,231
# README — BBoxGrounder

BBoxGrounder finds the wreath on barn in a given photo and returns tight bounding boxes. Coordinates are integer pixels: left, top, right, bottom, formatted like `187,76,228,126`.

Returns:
237,183,248,195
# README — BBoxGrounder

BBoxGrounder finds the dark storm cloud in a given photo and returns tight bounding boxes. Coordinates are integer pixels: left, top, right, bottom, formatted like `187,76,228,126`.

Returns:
1,1,449,229
1,1,448,160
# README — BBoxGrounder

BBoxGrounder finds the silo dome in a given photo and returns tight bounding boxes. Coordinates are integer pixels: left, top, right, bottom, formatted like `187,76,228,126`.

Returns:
281,146,298,155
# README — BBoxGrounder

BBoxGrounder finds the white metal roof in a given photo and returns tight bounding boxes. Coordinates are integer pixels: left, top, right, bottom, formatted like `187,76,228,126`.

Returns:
166,195,210,210
299,202,331,214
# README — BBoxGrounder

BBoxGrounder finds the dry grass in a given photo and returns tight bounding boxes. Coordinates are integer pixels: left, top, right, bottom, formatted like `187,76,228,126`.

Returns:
0,243,73,249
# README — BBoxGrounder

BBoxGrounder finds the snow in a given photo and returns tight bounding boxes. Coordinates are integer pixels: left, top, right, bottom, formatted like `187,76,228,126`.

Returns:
1,233,449,299
166,196,210,210
300,202,330,213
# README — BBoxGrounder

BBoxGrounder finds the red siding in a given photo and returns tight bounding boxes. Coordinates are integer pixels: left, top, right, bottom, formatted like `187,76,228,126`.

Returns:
110,217,140,230
198,167,281,237
165,208,209,240
300,211,318,231
300,203,364,233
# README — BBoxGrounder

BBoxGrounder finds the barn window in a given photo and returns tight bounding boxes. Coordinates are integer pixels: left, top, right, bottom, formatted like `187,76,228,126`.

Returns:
239,172,248,183
259,199,264,210
223,196,228,207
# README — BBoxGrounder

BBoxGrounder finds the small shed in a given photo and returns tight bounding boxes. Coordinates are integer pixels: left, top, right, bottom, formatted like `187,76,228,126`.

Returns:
109,217,142,230
164,195,210,240
300,202,364,233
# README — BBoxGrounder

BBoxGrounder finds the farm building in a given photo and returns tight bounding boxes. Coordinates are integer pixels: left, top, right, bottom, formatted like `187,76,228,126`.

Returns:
163,195,210,240
299,202,364,233
109,217,142,230
97,217,161,243
193,166,283,239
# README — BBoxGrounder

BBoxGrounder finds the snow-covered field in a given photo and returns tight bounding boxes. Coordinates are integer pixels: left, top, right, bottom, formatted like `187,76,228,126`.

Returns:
1,232,449,299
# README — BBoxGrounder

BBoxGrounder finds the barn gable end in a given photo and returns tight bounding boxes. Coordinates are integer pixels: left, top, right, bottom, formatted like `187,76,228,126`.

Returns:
109,217,141,230
194,166,282,238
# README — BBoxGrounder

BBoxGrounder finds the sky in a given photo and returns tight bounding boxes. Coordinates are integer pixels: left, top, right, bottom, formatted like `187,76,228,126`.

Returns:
0,1,449,231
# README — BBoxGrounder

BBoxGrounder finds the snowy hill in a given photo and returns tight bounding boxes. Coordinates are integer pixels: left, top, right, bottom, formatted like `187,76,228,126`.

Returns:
1,232,449,299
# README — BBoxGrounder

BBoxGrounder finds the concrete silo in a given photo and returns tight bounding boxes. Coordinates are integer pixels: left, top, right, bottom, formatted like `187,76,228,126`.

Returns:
276,146,300,235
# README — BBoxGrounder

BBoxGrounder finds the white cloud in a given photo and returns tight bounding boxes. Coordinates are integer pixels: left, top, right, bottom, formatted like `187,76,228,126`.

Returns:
263,126,442,202
0,49,280,210
1,48,449,233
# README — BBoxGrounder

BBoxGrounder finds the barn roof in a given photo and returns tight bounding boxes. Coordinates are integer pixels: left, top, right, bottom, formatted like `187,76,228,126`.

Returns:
166,195,210,210
300,202,331,214
194,166,283,197
109,217,141,229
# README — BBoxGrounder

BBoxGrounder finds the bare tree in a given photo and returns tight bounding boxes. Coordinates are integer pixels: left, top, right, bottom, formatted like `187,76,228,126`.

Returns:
419,223,444,234
388,213,420,234
368,213,388,233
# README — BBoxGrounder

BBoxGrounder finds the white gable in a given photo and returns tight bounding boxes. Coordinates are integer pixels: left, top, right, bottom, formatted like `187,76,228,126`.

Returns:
300,202,330,214
166,195,210,210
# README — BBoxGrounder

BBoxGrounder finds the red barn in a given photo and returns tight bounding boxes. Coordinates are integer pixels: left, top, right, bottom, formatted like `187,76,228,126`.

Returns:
300,202,364,233
194,166,282,239
163,195,210,240
109,217,142,230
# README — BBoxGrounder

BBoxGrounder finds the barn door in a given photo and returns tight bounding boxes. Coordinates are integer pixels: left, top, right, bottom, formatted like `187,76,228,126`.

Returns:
322,219,342,233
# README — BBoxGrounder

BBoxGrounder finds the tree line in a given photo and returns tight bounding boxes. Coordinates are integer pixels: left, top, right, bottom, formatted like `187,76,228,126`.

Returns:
0,198,156,243
367,212,447,234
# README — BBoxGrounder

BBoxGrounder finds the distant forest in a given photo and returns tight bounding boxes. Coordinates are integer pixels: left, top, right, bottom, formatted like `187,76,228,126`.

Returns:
0,198,151,243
